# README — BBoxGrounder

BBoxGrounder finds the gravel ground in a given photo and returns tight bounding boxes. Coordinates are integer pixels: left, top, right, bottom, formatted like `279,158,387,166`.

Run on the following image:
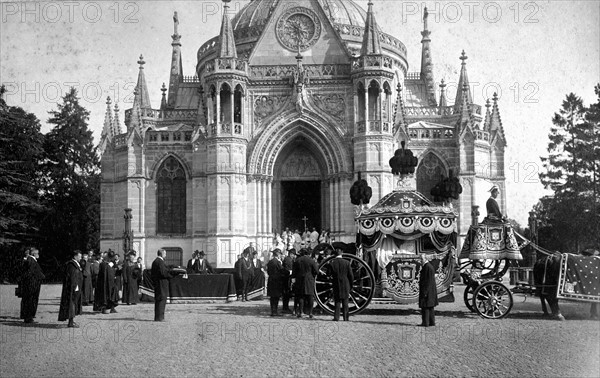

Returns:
1,284,598,378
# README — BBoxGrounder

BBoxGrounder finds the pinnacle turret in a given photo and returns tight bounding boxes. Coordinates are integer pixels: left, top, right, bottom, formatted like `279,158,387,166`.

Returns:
168,11,183,108
113,102,122,136
420,7,436,106
361,1,381,56
454,50,472,111
439,79,447,108
217,0,237,59
134,54,152,110
483,98,491,130
160,83,167,110
489,92,503,133
101,96,114,140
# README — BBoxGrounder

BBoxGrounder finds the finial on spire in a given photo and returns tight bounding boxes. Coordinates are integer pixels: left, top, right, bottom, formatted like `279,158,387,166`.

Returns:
439,79,447,108
493,92,499,102
486,98,491,109
138,55,145,68
173,11,179,35
460,50,468,64
423,7,429,30
106,96,112,106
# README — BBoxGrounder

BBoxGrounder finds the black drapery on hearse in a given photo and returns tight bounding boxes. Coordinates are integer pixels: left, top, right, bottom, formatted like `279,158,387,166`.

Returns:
355,190,458,304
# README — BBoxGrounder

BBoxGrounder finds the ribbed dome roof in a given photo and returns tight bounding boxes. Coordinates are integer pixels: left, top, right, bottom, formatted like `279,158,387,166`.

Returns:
231,0,369,30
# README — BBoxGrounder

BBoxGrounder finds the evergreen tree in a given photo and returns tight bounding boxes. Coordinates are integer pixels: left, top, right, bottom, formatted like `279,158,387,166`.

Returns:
0,85,45,245
40,88,100,263
0,85,46,282
536,86,600,252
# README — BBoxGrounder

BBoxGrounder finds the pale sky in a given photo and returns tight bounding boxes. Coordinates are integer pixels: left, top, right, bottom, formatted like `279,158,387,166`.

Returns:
1,0,599,226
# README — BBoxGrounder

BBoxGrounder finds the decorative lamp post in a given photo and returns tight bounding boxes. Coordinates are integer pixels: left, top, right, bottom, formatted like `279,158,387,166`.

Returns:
123,208,133,255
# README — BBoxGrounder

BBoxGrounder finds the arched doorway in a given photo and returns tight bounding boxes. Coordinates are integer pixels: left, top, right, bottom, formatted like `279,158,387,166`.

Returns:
272,137,327,234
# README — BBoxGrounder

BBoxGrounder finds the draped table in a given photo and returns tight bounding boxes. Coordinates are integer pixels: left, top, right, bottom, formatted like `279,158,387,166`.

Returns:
140,270,237,302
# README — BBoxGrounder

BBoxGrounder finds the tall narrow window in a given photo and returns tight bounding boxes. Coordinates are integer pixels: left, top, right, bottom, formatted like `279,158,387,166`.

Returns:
368,80,380,121
234,85,243,124
357,82,366,123
156,157,186,234
220,83,232,124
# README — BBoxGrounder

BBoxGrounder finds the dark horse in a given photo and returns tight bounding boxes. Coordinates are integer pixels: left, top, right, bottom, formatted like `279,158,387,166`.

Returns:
533,254,565,320
533,253,598,320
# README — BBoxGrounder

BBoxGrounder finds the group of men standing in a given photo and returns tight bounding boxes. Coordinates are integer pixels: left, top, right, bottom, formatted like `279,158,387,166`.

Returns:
275,228,331,253
266,247,353,321
235,247,264,301
17,248,144,327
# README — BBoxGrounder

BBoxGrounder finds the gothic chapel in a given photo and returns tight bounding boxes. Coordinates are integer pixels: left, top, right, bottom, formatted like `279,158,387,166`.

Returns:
99,0,507,268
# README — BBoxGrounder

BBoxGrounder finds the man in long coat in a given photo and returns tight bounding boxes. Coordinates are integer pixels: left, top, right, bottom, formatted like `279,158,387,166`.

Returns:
328,248,354,321
94,251,119,314
151,249,172,321
58,251,83,328
236,247,254,301
292,249,319,318
281,249,295,313
90,252,100,293
19,248,45,323
418,254,439,327
122,252,141,305
80,252,93,306
266,250,285,316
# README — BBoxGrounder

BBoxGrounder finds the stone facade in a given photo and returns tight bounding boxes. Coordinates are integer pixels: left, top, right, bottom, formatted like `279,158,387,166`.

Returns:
99,0,506,268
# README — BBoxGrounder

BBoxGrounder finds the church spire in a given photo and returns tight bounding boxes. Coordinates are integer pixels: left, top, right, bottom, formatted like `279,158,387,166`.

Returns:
101,96,114,140
113,102,122,136
420,7,436,105
454,50,472,111
134,54,152,110
217,0,237,59
361,1,381,56
168,11,183,108
456,82,473,132
129,87,143,134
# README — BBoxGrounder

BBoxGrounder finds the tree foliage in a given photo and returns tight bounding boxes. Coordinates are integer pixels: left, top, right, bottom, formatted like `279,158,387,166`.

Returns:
535,85,600,252
39,87,100,263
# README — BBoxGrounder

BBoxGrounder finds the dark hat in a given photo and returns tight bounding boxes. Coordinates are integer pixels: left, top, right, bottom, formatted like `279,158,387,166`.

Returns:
197,250,206,256
107,250,116,259
288,249,297,255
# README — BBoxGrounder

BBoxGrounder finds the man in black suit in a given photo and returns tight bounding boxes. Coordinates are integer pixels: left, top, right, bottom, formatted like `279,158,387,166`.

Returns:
292,249,319,318
281,249,295,313
151,249,172,321
266,250,285,316
58,250,84,328
19,247,45,324
94,250,119,314
236,247,254,301
418,254,439,327
186,250,214,274
328,248,354,321
485,185,506,222
80,251,93,306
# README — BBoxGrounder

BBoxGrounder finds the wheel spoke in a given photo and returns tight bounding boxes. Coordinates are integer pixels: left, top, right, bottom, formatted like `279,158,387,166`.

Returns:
349,293,360,308
315,281,332,286
351,290,368,302
317,289,332,296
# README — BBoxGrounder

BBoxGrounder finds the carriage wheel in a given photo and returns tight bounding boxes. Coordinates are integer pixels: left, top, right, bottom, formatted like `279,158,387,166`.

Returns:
463,285,476,312
315,254,375,316
472,281,513,319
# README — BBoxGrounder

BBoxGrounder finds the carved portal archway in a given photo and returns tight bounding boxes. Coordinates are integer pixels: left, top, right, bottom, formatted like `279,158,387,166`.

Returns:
272,137,328,232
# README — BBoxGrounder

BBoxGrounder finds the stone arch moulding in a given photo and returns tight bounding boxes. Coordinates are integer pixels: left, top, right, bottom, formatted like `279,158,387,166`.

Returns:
247,113,351,177
416,149,451,175
150,152,192,181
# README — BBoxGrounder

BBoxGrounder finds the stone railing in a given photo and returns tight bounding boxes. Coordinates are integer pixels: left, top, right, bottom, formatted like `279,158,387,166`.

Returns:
145,130,193,143
351,55,394,71
125,108,198,125
333,23,407,57
209,122,244,137
408,128,454,139
356,120,391,134
249,64,351,79
405,106,455,117
182,76,199,83
405,72,422,80
474,129,490,142
204,58,248,74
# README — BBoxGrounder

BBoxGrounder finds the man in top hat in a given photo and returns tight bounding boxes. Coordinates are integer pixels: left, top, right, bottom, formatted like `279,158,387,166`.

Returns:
328,247,354,321
281,249,296,314
486,185,506,222
236,247,255,301
80,251,93,306
151,249,173,321
187,250,214,274
266,249,285,316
